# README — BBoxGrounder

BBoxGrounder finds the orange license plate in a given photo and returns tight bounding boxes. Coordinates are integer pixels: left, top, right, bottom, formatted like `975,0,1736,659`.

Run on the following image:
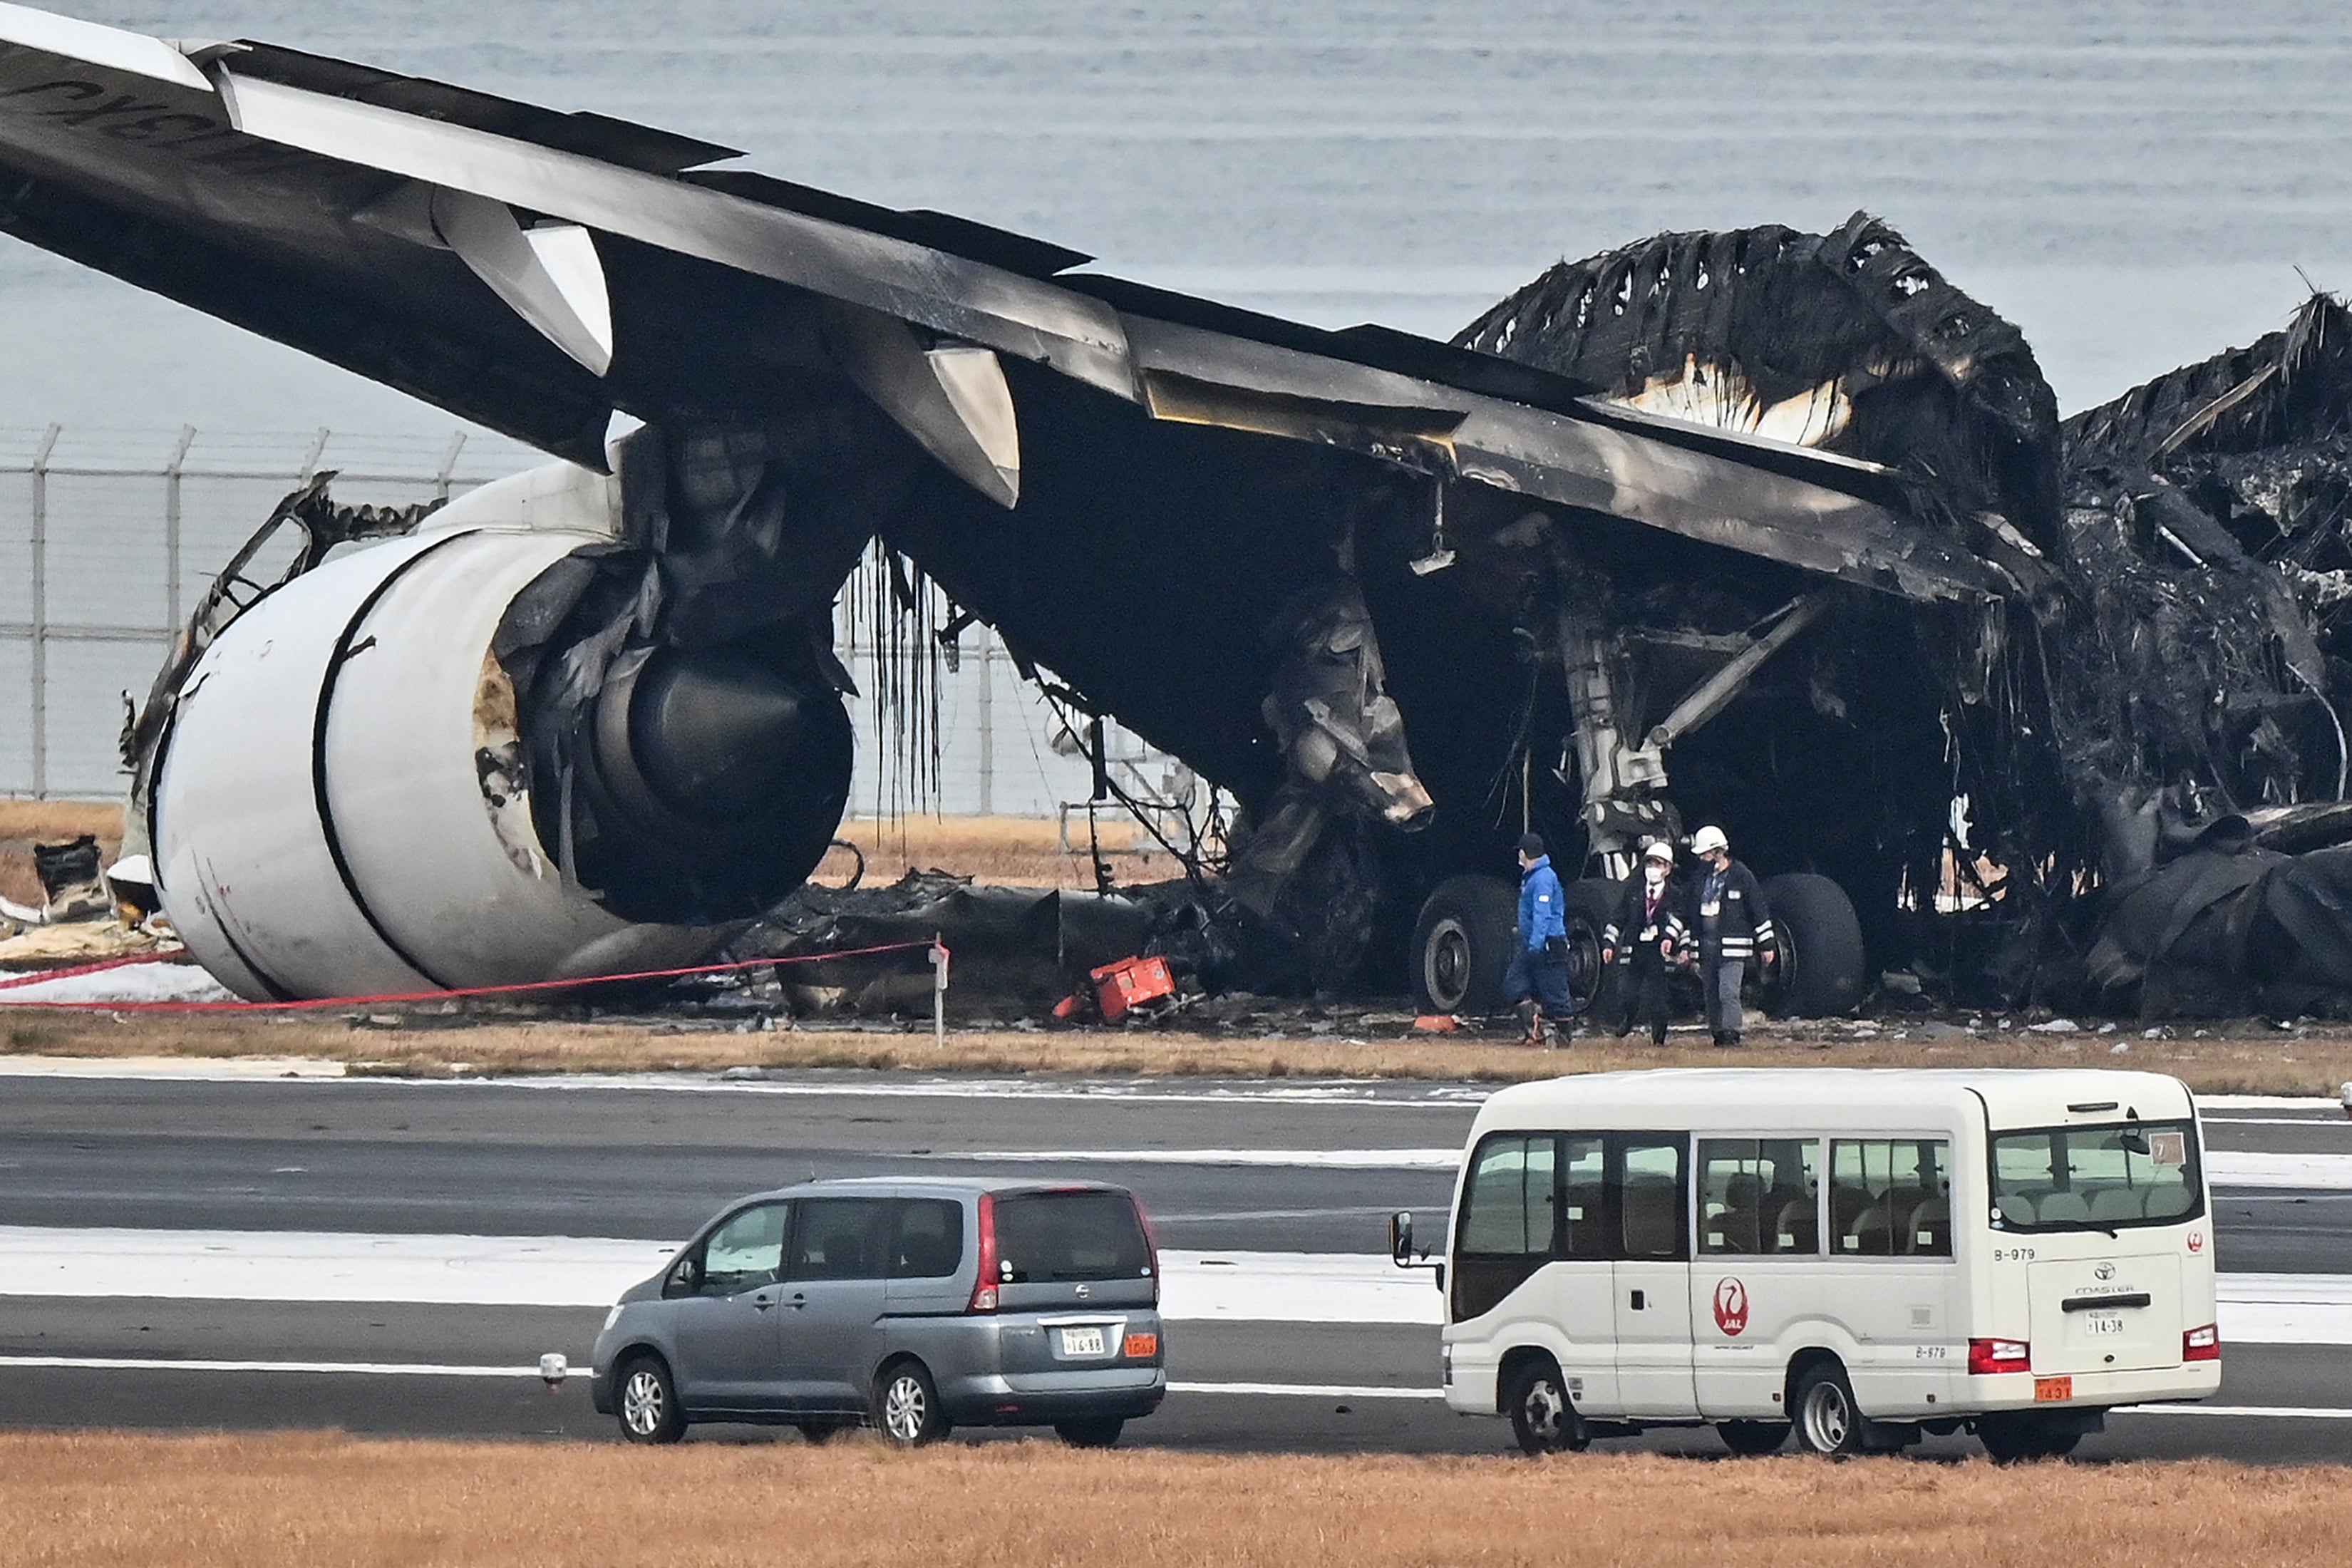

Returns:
1123,1333,1158,1359
2033,1376,2073,1403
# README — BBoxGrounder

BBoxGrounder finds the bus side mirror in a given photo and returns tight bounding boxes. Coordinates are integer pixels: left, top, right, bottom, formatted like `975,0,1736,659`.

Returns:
1389,1210,1415,1268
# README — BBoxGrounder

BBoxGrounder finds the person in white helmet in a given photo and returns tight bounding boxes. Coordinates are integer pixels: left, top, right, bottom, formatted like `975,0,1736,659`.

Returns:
1690,825,1775,1048
1601,838,1686,1046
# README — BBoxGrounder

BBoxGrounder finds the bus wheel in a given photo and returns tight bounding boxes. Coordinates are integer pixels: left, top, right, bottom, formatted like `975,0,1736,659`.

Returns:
1718,1420,1790,1456
1977,1413,2082,1463
1791,1362,1864,1455
1502,1358,1589,1455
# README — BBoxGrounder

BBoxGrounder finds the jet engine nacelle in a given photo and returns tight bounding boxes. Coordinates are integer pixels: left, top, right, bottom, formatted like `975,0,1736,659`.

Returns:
152,461,846,1001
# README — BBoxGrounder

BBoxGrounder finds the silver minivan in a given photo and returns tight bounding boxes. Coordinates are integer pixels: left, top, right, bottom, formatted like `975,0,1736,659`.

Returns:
590,1177,1166,1447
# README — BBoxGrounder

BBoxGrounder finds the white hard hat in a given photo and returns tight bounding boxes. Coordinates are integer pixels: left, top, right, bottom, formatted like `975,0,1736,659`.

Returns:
1641,839,1675,864
1691,825,1730,856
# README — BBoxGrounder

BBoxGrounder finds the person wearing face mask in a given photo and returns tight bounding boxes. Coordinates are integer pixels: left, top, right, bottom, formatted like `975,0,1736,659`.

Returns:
1690,825,1775,1048
1602,839,1686,1046
1503,832,1576,1047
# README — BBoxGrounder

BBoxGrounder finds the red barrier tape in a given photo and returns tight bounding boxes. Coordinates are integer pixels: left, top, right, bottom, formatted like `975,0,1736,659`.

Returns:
0,939,944,1013
0,949,175,991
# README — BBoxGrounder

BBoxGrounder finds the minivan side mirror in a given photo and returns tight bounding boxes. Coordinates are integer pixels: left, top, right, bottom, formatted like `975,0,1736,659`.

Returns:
663,1253,703,1299
1389,1210,1415,1268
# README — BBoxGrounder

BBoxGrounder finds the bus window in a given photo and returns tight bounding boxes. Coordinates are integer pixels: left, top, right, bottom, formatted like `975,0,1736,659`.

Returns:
1559,1135,1607,1259
1830,1139,1951,1257
1460,1133,1557,1255
1990,1120,2202,1233
1616,1138,1686,1261
1454,1133,1561,1322
1698,1138,1821,1255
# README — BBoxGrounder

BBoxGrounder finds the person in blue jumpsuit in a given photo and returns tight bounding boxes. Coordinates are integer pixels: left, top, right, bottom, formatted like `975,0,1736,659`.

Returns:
1503,832,1575,1046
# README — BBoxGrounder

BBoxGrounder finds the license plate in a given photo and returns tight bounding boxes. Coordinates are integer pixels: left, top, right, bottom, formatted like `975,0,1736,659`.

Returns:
1058,1326,1106,1357
2034,1376,2073,1403
1123,1332,1158,1359
2083,1314,2127,1337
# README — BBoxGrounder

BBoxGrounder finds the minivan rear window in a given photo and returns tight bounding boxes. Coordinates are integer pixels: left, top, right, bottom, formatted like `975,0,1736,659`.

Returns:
995,1190,1152,1282
1990,1119,2202,1233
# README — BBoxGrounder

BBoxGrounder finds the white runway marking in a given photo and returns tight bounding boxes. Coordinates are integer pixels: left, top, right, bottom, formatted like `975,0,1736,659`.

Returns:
943,1149,1461,1169
0,1228,2345,1342
1168,1381,1440,1400
0,1355,546,1378
0,1058,1483,1106
1,1356,2340,1419
917,1147,2352,1187
2111,1403,2352,1420
2203,1151,2352,1189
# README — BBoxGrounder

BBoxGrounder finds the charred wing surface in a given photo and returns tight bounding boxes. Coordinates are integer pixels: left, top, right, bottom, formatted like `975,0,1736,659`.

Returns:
2055,293,2352,1015
1457,212,2063,550
1450,217,2067,971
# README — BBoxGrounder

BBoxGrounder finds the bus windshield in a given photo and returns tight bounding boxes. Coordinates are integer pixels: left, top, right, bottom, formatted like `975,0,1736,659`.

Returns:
1988,1120,2202,1233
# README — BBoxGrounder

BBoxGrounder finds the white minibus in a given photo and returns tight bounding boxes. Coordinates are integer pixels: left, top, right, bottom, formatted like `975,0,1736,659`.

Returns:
1393,1068,2219,1460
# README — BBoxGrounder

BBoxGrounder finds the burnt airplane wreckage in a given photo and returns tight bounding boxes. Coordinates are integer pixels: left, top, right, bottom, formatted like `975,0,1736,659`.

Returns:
6,9,2352,1020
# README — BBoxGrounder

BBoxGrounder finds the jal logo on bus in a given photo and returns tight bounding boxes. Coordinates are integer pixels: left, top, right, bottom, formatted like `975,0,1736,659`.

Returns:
2187,1232,2205,1254
1712,1276,1750,1337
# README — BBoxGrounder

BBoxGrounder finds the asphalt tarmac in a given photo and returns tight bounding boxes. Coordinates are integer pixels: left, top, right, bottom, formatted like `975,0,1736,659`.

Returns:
1,1068,2346,1464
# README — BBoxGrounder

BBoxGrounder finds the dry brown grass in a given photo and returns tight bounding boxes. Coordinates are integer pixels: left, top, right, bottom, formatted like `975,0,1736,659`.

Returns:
0,1431,2343,1568
0,798,125,907
7,1007,2352,1095
822,814,1171,889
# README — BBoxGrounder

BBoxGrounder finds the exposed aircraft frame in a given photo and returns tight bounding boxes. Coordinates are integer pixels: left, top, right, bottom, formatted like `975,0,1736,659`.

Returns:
9,6,2350,1021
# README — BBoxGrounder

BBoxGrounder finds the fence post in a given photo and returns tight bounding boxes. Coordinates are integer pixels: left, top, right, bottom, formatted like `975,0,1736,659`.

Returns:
976,627,995,816
299,426,330,480
435,430,467,501
164,424,195,629
29,422,58,798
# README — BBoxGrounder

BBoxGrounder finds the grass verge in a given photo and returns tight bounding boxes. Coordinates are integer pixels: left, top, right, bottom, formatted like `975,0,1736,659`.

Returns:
5,1008,2352,1094
1,1431,2344,1568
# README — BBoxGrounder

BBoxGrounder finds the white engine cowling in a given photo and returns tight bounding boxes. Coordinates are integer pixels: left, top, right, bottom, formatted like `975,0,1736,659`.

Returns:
153,465,726,999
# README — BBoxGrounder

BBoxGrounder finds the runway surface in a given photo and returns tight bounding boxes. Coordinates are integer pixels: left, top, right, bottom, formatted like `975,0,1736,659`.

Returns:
1,1067,2347,1463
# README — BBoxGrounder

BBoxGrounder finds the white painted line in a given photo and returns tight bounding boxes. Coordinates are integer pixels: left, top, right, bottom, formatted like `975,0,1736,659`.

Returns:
1168,1381,1442,1401
2114,1403,2352,1420
0,1355,544,1378
0,1059,1480,1106
947,1149,1461,1169
2204,1151,2352,1190
1160,1250,1441,1325
0,1226,676,1309
0,1055,349,1080
0,1229,2343,1342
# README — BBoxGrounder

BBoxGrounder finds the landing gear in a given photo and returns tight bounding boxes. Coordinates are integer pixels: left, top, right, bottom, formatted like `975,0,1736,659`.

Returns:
1754,872,1867,1018
1410,875,1519,1014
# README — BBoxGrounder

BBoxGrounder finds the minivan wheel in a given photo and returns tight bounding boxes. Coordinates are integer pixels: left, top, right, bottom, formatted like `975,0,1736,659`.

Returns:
1054,1417,1124,1448
875,1361,949,1447
1718,1419,1790,1456
1502,1358,1588,1455
617,1355,685,1445
1792,1363,1864,1456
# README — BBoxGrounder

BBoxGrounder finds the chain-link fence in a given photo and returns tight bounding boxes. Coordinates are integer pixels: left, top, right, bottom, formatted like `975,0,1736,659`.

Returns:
0,425,1178,820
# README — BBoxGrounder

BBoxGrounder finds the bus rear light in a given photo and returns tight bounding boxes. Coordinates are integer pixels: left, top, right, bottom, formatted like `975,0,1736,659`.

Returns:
1968,1337,2031,1375
2183,1324,2221,1361
967,1192,1000,1314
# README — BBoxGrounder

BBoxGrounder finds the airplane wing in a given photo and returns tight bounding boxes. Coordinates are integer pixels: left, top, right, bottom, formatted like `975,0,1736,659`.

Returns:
0,2,2003,603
